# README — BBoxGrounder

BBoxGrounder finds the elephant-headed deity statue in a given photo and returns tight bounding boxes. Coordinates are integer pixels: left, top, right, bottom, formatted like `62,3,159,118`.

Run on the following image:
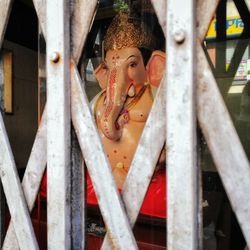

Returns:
38,9,167,218
87,11,167,218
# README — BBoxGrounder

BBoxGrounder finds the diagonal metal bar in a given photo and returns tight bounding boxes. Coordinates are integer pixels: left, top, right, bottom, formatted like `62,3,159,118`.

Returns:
196,0,250,246
0,115,39,250
33,0,98,65
0,1,39,249
33,0,135,248
70,1,97,248
101,75,166,249
197,45,250,247
101,1,168,248
32,0,46,40
2,108,47,250
71,0,98,63
233,0,250,36
151,0,166,37
197,0,220,42
0,0,13,48
70,0,164,244
33,1,136,248
72,1,137,246
71,61,138,249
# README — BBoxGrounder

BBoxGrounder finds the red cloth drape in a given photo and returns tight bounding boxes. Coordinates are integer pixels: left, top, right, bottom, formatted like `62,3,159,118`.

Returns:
40,169,167,218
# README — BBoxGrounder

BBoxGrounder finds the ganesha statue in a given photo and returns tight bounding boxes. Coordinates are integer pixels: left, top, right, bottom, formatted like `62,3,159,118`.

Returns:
39,11,167,218
89,12,166,193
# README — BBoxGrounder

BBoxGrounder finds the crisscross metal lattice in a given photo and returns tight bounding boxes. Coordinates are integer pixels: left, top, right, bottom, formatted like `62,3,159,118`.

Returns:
0,0,249,249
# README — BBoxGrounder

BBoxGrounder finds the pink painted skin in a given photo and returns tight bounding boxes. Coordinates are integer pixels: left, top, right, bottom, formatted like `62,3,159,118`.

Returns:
94,47,166,188
99,48,148,141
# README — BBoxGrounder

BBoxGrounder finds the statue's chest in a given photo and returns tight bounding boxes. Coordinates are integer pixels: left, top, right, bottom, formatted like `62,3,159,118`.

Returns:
96,88,154,171
126,89,153,122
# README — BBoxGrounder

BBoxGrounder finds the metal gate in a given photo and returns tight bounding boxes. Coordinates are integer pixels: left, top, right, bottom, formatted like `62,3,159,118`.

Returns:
0,0,249,249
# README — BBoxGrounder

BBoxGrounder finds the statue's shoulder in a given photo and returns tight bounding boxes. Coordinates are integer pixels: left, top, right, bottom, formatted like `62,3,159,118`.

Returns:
137,84,157,104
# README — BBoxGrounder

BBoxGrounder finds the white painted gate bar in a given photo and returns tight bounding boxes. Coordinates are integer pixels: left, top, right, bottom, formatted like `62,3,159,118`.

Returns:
0,1,39,249
101,73,166,248
197,44,250,247
31,1,138,248
70,1,97,248
71,62,138,250
0,0,13,48
46,0,71,248
62,1,138,248
2,109,47,250
151,0,166,37
196,0,250,246
71,0,97,64
197,45,250,247
0,0,249,249
196,0,220,42
0,116,39,250
167,0,199,250
45,0,137,247
122,75,166,225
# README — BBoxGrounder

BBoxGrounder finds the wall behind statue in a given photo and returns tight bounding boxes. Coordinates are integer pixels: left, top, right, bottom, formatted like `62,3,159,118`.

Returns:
3,40,38,169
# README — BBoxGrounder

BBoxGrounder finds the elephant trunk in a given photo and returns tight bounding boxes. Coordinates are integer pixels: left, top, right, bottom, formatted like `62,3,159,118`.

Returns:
100,68,128,141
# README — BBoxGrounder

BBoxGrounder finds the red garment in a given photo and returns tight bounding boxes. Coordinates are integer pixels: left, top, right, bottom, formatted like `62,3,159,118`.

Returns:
87,169,167,219
40,169,167,219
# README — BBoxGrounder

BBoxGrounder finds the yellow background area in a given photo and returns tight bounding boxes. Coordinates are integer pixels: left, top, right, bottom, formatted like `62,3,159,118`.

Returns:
206,16,244,39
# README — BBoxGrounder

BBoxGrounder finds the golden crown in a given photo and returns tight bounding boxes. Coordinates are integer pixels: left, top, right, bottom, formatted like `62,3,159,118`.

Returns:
104,12,154,51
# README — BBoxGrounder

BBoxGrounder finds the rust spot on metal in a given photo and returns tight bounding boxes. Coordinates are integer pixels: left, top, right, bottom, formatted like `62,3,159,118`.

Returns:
70,60,75,69
106,227,120,250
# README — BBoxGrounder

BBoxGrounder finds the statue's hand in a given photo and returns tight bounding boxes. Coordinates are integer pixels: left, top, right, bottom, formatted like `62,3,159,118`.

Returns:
112,166,128,190
117,109,130,129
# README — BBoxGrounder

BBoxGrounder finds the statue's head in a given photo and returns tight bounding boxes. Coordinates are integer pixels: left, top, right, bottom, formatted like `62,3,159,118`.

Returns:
94,12,166,141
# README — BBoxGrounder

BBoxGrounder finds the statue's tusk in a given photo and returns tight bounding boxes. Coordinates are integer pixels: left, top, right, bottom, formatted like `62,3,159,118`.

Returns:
128,84,135,97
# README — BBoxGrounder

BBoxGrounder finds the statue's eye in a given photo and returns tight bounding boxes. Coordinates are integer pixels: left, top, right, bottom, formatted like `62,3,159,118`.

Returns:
129,62,137,68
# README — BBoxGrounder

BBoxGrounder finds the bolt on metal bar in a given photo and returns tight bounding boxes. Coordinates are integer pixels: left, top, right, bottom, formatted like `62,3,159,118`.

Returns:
33,1,138,249
46,0,71,248
167,0,199,249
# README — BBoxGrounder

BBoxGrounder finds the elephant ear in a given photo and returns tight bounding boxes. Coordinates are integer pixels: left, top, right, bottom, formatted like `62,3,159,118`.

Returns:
94,63,108,89
146,50,166,87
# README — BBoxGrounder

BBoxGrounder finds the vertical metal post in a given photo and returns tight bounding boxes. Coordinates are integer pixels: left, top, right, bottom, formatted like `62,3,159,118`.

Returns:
167,0,199,249
47,0,71,248
71,129,85,249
